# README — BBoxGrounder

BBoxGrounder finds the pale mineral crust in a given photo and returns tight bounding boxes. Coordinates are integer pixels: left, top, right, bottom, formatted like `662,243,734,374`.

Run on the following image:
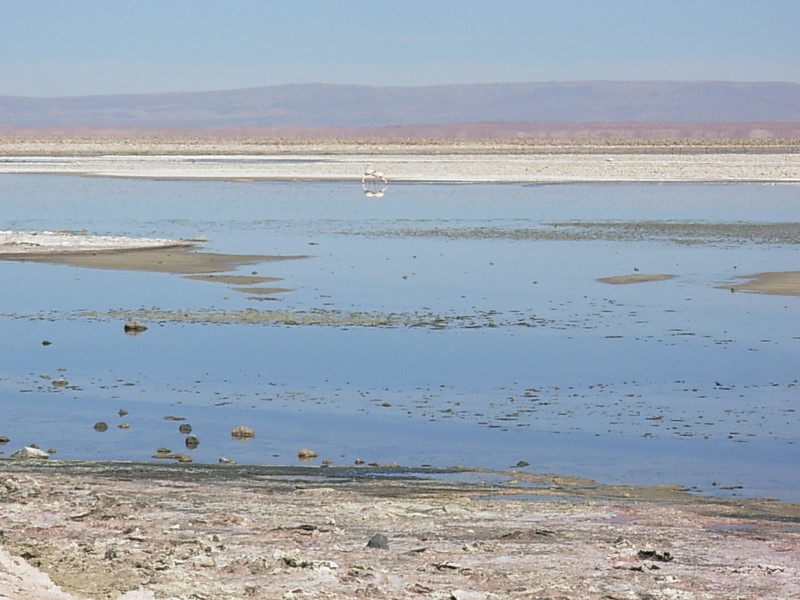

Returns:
0,462,798,600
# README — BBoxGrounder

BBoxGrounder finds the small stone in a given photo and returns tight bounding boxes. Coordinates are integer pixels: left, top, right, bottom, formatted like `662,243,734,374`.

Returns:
367,533,389,549
515,460,530,468
124,320,148,333
0,436,9,444
118,408,128,417
11,446,49,460
42,340,52,346
152,452,192,462
637,549,674,562
185,435,200,449
118,423,130,429
218,457,236,465
297,448,318,460
231,426,255,439
93,422,109,432
52,378,68,388
178,423,192,434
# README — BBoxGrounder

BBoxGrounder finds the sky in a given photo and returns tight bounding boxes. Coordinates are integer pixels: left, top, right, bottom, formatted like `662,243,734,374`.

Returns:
2,0,798,97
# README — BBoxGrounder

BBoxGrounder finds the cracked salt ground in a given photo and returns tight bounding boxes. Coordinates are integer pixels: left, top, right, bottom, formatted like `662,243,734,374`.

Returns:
1,176,798,501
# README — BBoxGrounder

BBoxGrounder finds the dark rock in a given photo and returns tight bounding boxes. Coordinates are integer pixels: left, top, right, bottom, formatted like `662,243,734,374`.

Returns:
367,533,389,549
185,435,200,449
93,422,109,432
637,549,673,562
178,423,192,434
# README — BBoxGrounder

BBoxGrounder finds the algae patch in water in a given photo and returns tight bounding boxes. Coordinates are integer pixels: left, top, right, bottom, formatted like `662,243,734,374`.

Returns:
371,221,800,245
73,307,554,329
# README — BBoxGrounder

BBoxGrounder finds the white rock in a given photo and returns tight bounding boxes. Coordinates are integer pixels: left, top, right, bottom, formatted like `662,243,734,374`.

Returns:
10,446,49,460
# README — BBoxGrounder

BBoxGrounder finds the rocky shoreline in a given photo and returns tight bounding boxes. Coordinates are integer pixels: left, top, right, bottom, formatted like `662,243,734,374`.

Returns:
1,460,798,599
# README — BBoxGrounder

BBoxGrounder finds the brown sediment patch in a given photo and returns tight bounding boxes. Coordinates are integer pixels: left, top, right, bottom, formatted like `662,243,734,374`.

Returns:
598,273,675,285
5,245,309,276
726,271,800,297
184,273,283,285
233,286,295,295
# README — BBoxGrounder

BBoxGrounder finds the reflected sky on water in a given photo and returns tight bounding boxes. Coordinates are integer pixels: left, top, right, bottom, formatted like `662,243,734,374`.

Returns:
1,175,798,500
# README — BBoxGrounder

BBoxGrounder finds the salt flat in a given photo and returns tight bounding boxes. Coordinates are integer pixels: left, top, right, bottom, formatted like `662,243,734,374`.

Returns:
1,137,799,182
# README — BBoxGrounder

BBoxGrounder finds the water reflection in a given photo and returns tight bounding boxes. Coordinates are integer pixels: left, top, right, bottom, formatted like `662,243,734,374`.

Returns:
0,176,798,500
362,166,388,197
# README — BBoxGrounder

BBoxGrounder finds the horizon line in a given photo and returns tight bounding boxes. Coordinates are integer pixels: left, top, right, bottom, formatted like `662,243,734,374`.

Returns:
3,79,799,100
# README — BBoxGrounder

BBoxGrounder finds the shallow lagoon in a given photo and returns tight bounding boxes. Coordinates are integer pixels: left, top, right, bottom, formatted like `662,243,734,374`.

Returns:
1,175,798,500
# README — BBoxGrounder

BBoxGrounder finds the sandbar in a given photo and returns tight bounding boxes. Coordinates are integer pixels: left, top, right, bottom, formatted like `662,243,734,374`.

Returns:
726,271,800,296
1,233,309,291
599,273,676,285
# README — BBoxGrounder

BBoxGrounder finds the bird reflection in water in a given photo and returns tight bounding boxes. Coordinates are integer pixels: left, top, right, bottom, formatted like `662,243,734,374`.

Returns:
362,166,388,197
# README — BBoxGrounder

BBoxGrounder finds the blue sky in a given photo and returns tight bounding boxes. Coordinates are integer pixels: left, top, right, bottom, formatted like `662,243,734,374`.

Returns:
2,0,798,96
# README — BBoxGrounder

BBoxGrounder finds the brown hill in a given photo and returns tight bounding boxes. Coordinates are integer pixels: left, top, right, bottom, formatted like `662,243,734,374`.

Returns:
2,121,799,140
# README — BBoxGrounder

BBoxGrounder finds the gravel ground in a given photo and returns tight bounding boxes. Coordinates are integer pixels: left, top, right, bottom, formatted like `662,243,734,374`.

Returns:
1,462,798,600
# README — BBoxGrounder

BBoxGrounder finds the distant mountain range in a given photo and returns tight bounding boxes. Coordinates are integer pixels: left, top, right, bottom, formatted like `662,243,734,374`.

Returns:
1,81,798,137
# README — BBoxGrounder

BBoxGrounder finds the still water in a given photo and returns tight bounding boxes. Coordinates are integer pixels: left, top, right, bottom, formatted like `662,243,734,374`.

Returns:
1,175,798,500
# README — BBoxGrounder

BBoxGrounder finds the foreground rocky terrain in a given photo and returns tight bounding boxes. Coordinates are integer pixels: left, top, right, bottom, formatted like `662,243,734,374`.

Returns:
1,461,798,600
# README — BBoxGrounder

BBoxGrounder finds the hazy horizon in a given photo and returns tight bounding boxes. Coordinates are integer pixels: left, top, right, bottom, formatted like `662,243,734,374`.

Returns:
3,78,800,101
3,1,798,97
